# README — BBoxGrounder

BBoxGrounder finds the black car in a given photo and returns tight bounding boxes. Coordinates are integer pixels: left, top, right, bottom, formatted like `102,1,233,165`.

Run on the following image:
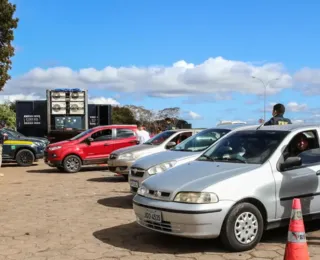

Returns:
0,128,48,166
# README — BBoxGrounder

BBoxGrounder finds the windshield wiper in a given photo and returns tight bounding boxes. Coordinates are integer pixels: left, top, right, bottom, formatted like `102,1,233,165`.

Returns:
215,158,246,164
198,154,215,161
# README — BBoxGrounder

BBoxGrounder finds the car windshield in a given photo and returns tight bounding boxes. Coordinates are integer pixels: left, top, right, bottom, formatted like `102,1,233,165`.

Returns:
70,128,94,140
172,128,231,152
197,130,289,164
144,130,176,145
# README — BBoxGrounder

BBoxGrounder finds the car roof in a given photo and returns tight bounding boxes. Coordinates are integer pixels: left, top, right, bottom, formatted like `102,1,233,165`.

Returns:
230,124,320,132
94,124,137,130
212,124,260,130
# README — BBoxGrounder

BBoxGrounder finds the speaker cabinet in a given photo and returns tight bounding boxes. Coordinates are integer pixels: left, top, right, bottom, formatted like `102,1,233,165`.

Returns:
51,101,67,114
69,101,85,115
51,92,66,101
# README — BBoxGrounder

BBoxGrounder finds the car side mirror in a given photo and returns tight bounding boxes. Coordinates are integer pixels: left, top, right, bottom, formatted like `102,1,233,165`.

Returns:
85,137,94,145
280,156,302,171
166,141,176,149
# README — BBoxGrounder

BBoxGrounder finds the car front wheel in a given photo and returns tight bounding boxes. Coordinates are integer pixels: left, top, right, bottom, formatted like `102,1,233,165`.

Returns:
63,155,82,173
220,202,264,252
16,149,35,166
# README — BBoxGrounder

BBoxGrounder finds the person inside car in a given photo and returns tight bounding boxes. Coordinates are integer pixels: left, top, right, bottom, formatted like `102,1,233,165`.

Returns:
264,103,292,126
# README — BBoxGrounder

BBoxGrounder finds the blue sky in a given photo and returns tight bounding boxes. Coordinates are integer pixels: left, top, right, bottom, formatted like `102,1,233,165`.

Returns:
4,0,320,127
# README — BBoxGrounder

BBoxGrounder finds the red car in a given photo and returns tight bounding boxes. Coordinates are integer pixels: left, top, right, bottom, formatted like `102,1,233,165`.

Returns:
44,125,139,173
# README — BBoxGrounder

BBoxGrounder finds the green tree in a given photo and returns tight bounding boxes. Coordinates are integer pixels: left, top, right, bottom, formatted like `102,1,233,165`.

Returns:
112,106,136,124
0,0,19,90
0,103,15,128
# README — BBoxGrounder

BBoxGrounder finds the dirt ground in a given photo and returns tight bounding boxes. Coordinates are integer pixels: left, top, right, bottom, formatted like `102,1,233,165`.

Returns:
0,161,319,260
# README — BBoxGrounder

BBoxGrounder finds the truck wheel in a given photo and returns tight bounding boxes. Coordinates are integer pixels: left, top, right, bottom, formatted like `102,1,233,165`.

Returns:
220,203,264,252
16,149,35,166
63,155,82,173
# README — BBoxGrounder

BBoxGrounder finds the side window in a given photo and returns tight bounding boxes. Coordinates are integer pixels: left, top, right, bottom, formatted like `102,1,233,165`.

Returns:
91,129,112,142
116,129,135,139
171,132,192,144
284,130,319,162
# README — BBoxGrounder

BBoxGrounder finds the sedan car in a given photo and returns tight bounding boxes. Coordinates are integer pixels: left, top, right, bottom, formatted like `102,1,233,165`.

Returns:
129,124,256,193
133,124,320,252
108,129,204,180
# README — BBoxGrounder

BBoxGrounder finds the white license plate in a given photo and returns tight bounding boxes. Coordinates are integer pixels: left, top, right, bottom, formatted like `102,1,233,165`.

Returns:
130,180,139,188
144,209,162,223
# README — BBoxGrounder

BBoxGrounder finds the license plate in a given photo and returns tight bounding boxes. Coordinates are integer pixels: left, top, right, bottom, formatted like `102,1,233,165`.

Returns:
144,209,162,223
130,180,139,188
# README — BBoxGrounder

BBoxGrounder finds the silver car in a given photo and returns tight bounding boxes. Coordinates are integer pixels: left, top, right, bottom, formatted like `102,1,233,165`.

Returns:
133,124,320,252
108,129,204,179
129,124,256,193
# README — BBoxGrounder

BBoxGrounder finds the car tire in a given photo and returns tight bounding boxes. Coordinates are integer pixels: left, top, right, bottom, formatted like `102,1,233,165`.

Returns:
15,149,35,166
63,155,82,173
220,202,264,252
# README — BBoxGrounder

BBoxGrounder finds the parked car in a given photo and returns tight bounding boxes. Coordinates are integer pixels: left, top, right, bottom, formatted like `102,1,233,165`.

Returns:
44,125,139,173
108,129,205,180
133,124,320,252
129,124,255,193
0,129,46,166
2,128,49,146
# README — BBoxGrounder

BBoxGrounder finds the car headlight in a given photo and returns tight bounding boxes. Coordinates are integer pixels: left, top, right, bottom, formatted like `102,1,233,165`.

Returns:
48,146,61,151
147,161,177,175
118,153,134,160
174,192,219,204
137,186,147,196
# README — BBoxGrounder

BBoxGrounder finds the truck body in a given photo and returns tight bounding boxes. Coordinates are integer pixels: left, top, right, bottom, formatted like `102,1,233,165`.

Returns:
16,89,112,143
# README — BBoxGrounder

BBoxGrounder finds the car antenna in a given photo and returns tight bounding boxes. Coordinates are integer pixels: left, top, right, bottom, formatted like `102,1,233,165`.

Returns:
256,123,265,130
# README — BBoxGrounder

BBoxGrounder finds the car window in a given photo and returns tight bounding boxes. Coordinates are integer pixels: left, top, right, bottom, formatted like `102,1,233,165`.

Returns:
70,128,94,140
116,128,135,139
144,130,176,145
91,129,112,141
170,132,192,145
198,130,289,164
283,130,319,161
172,128,231,152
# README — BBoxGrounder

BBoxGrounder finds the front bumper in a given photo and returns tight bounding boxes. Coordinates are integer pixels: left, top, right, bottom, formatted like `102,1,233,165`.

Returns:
108,158,135,175
35,153,44,160
44,151,62,167
133,195,233,239
129,170,149,194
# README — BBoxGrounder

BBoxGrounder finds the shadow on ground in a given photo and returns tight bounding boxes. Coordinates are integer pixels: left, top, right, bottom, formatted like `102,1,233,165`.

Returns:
97,194,133,209
93,221,320,253
2,163,37,167
87,176,127,182
27,166,109,174
93,222,227,254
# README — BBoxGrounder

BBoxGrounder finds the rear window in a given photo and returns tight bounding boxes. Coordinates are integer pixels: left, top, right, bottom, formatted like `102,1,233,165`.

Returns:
144,130,176,145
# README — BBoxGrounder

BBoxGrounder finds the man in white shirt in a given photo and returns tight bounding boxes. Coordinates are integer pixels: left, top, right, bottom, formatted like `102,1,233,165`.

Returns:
137,124,150,144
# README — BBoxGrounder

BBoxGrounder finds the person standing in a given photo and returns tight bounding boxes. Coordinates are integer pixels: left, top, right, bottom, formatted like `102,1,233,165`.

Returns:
264,103,292,126
137,124,150,144
0,121,8,172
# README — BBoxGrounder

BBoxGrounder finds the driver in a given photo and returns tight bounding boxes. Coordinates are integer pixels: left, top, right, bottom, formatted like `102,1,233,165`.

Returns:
290,133,309,156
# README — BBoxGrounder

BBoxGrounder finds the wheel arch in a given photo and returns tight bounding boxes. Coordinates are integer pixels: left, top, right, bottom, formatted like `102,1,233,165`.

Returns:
62,153,83,164
226,197,268,230
14,146,36,159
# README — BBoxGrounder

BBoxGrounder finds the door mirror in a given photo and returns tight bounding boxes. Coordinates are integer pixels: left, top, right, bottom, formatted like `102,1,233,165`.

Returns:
280,156,302,171
166,141,176,149
85,137,94,145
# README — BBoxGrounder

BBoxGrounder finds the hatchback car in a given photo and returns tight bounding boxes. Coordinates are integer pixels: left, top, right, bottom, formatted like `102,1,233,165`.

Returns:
108,129,204,180
133,124,320,252
129,124,254,193
45,125,139,173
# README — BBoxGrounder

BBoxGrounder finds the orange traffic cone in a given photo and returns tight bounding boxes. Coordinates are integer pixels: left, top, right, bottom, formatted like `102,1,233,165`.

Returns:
283,198,310,260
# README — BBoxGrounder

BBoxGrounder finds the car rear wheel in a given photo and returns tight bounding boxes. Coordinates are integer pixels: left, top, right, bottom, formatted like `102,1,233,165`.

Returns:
220,203,264,252
15,149,35,166
63,155,82,173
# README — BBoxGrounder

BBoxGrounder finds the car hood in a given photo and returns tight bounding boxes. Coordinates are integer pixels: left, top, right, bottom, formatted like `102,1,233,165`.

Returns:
133,150,201,169
22,137,49,144
113,144,159,155
47,139,75,147
142,160,260,193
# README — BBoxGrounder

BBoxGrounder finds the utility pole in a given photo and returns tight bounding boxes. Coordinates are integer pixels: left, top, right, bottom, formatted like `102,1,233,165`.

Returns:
252,76,280,121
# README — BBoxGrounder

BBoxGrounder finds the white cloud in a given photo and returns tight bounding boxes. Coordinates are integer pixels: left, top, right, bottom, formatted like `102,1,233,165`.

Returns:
3,56,293,99
294,68,320,95
263,102,307,113
89,97,120,105
180,111,203,120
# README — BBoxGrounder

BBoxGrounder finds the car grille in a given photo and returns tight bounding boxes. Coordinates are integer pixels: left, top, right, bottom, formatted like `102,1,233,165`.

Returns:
137,218,181,233
143,189,171,201
109,154,118,160
130,167,145,178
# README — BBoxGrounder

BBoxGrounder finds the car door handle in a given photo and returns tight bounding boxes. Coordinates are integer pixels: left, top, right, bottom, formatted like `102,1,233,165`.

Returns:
316,170,320,176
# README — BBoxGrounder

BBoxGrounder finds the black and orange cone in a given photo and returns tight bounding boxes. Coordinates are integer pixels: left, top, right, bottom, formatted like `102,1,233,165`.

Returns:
283,198,310,260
